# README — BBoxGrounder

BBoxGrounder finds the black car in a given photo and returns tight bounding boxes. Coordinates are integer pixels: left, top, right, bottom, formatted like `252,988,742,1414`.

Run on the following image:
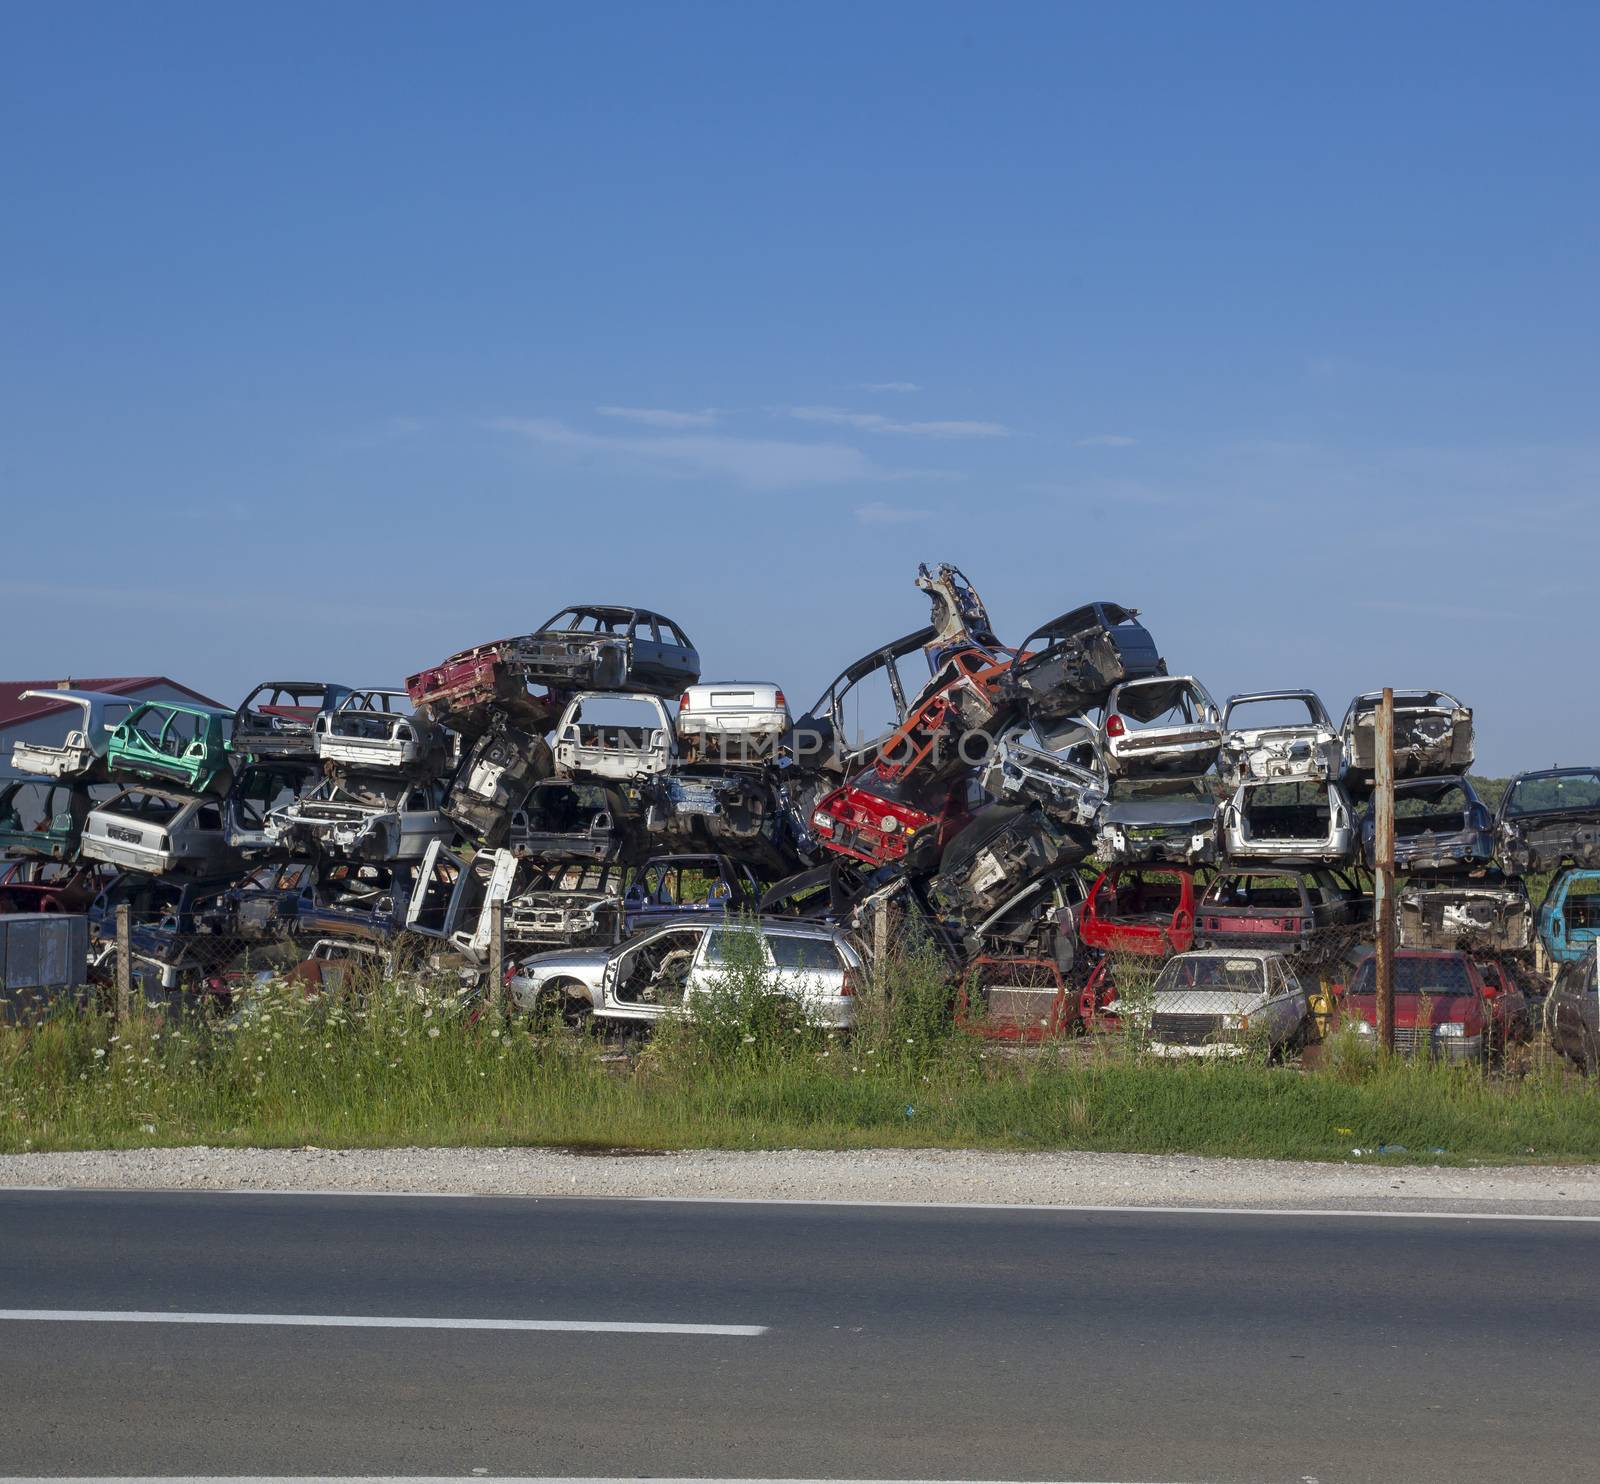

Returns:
1496,767,1600,875
1195,868,1369,952
506,606,699,695
1007,602,1164,726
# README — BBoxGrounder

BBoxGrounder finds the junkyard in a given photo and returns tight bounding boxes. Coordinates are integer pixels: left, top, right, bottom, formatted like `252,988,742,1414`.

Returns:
4,561,1600,1137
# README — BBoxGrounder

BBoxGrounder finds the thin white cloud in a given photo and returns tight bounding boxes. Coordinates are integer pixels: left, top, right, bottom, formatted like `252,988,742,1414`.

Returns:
855,501,932,525
857,381,922,394
1076,434,1137,448
595,405,721,430
786,405,1008,439
489,416,881,490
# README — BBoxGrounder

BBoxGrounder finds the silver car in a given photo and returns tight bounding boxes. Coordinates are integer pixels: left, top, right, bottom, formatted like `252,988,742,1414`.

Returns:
81,787,242,876
1219,779,1356,864
265,779,455,862
508,916,860,1030
313,689,446,773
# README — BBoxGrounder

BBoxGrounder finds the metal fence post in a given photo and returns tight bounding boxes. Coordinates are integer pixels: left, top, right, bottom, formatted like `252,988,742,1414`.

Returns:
1374,687,1396,1053
115,903,133,1020
489,896,506,1016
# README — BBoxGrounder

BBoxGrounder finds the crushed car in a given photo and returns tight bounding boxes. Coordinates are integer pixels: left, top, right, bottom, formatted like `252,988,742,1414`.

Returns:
623,852,764,932
265,778,454,862
931,804,1082,921
1079,867,1200,956
980,727,1106,829
313,689,448,775
510,778,639,862
1218,690,1342,788
444,722,553,846
1195,868,1369,952
1496,767,1600,875
0,778,107,861
1341,690,1473,791
501,860,631,950
811,769,983,873
552,691,677,782
791,625,935,777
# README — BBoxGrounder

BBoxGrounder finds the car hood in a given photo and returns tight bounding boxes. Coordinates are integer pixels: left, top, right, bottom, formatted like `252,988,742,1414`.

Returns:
1150,988,1269,1018
516,947,613,974
1344,992,1483,1029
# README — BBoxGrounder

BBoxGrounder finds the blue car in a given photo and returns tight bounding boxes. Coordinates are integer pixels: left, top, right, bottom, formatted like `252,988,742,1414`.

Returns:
1538,869,1600,968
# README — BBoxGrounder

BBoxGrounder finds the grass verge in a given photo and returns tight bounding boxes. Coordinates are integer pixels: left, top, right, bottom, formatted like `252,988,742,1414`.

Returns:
2,955,1598,1164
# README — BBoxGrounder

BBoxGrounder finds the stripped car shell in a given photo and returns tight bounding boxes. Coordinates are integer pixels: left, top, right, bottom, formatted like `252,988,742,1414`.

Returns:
0,778,107,861
510,779,638,862
980,728,1107,830
1496,767,1600,874
791,626,935,777
406,840,520,965
106,700,236,795
10,689,138,781
1079,867,1200,956
223,758,318,853
1220,779,1356,864
1399,874,1533,954
1218,691,1342,788
623,853,763,932
1100,676,1222,780
960,864,1087,973
501,860,629,949
1095,782,1219,866
232,682,352,760
313,690,446,774
80,788,241,876
507,606,700,696
1537,869,1600,968
1361,775,1495,873
553,691,677,783
1342,690,1473,790
265,778,454,862
444,723,552,846
1196,869,1370,952
914,561,1001,670
1008,602,1163,726
811,769,982,872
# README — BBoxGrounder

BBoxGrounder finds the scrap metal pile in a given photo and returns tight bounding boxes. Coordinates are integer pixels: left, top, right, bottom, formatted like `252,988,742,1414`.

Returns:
5,564,1599,1037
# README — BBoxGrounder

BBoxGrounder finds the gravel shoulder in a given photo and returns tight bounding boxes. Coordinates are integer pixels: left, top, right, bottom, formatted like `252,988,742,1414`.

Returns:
6,1144,1600,1215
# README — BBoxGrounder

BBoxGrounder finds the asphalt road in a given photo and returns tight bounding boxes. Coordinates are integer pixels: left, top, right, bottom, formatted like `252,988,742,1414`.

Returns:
1,1189,1596,1483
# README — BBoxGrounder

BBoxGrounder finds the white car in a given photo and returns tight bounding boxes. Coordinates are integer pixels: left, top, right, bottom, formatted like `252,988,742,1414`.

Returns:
508,917,860,1029
313,690,445,773
676,682,790,766
10,689,137,781
1100,676,1222,780
1218,690,1343,788
1135,949,1309,1058
553,691,677,782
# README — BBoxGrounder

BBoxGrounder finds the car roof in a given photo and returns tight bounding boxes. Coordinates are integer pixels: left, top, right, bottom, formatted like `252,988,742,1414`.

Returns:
1168,948,1281,962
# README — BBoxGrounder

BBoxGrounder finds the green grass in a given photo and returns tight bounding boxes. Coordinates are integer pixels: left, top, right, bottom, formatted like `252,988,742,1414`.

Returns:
4,955,1600,1164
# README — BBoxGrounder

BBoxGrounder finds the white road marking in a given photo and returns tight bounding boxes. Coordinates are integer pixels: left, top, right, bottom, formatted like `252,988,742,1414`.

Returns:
2,1184,1598,1223
0,1309,765,1336
0,1478,1193,1484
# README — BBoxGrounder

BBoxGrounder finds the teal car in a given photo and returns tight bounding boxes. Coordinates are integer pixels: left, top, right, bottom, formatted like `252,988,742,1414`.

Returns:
1538,869,1600,968
0,778,98,860
107,700,236,795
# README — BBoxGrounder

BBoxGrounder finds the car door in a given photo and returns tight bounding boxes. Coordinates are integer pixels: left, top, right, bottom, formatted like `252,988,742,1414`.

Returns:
605,925,708,1016
1267,959,1308,1046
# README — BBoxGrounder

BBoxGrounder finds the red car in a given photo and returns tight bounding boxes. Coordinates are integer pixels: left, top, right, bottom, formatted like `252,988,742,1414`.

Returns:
405,641,564,735
0,859,113,914
1079,867,1199,956
1341,949,1528,1063
811,771,981,872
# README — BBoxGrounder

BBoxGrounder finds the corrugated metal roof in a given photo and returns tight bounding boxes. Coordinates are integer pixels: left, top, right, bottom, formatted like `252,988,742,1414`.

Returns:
0,678,226,730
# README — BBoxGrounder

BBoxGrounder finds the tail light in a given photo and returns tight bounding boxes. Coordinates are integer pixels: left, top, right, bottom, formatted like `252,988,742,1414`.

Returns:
839,969,856,997
774,689,787,708
679,693,690,710
502,961,519,987
1106,715,1125,738
156,833,171,851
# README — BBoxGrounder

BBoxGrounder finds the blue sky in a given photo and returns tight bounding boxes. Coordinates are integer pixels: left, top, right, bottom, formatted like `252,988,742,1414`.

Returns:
3,2,1595,772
